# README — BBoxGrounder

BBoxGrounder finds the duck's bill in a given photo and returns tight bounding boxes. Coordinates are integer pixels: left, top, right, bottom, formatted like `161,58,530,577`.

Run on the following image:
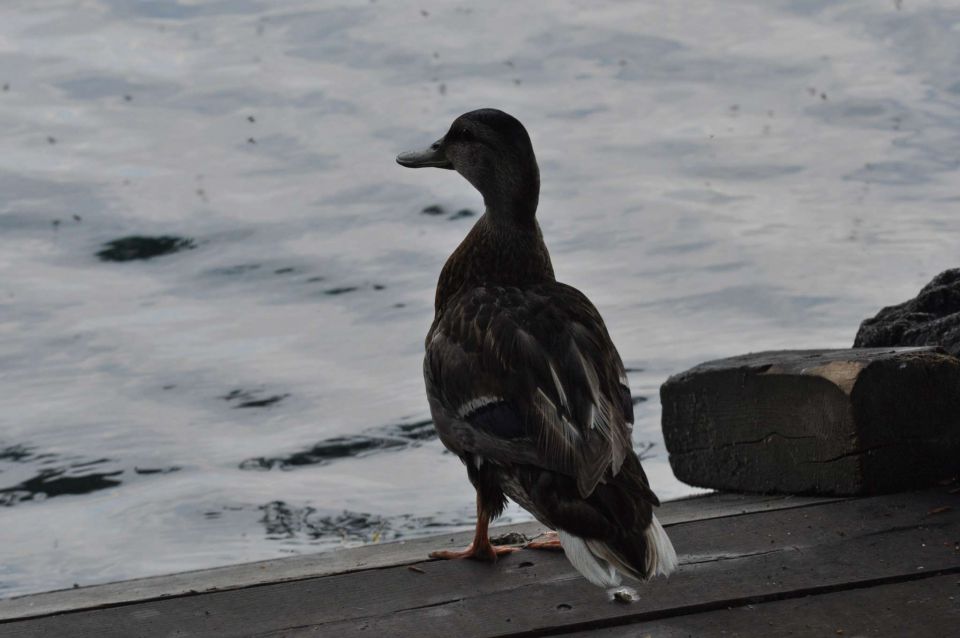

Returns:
396,142,453,169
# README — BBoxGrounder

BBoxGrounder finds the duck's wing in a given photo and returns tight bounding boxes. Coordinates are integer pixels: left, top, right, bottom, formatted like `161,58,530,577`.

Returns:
425,282,657,502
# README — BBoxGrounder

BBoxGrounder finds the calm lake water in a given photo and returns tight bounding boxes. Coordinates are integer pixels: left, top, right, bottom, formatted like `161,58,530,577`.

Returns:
2,0,959,598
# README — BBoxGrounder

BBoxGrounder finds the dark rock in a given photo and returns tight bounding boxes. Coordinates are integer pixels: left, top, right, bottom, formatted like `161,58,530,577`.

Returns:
854,269,960,357
661,347,960,495
96,235,195,262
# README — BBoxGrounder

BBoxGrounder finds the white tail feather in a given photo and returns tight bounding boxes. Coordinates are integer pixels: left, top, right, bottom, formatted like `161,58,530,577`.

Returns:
644,514,678,578
559,515,677,588
557,531,621,587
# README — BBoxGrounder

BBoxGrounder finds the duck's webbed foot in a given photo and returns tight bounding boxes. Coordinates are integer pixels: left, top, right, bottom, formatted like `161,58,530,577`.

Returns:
430,542,519,562
525,530,563,551
431,491,517,562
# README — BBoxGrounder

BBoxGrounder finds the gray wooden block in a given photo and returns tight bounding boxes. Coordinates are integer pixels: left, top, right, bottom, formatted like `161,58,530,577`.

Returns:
660,347,960,495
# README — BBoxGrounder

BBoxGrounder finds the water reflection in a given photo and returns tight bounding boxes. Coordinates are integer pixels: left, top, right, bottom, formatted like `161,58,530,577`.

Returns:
0,446,125,507
258,501,471,545
96,236,197,262
222,389,290,409
240,418,435,470
420,204,478,220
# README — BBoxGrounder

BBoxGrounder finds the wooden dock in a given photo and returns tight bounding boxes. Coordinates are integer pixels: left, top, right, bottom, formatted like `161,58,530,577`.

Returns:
1,487,956,637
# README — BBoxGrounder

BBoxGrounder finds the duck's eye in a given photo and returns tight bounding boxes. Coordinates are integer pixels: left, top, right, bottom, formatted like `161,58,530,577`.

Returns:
458,127,473,141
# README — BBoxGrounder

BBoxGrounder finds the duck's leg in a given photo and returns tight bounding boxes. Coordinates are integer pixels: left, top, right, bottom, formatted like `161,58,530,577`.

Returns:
429,491,518,561
525,530,563,551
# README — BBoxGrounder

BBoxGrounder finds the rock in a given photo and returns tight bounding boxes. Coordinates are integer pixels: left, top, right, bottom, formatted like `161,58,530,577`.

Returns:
854,268,960,357
660,347,960,495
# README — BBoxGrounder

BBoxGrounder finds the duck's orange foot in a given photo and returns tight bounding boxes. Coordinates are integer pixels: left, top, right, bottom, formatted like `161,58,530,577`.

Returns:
429,542,519,562
525,530,564,551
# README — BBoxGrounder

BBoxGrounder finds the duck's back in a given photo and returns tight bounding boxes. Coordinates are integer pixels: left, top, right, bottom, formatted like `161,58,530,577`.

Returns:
426,272,640,490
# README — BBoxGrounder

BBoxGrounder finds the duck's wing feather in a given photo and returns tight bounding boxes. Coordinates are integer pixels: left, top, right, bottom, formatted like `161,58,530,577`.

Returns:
425,282,655,501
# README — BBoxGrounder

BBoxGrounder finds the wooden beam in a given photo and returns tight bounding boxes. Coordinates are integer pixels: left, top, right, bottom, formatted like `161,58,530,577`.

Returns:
559,574,960,637
661,347,960,494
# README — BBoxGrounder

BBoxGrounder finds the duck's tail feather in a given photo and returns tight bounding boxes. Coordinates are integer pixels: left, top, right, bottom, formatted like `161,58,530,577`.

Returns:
642,514,678,577
557,531,621,587
559,514,677,587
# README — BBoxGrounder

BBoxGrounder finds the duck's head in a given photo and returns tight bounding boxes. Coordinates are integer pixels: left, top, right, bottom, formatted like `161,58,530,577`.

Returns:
397,108,540,220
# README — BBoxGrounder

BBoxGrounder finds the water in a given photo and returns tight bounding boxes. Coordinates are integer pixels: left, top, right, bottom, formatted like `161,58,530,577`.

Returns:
1,0,959,598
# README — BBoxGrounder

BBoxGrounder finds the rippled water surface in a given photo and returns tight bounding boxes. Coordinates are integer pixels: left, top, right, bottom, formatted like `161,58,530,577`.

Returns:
2,0,959,598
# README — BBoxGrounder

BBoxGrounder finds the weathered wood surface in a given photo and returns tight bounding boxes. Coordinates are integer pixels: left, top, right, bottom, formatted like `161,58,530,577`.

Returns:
661,347,960,494
561,575,960,637
0,491,838,622
2,487,956,638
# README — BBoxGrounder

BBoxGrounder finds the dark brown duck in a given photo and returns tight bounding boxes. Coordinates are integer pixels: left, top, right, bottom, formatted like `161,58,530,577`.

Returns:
397,108,677,587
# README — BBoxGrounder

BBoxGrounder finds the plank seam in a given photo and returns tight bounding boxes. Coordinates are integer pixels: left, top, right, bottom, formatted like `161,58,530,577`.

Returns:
495,565,960,638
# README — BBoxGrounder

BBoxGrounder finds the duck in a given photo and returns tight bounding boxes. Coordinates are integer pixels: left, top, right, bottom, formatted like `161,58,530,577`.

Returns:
396,108,677,587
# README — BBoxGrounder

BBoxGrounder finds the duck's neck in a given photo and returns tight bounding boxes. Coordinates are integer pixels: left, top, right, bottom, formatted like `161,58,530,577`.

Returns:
480,157,540,225
479,162,540,227
434,213,555,314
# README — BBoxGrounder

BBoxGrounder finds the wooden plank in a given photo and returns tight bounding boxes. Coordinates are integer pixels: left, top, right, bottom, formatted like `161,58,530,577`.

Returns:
661,347,960,494
2,490,953,638
558,574,960,637
300,490,960,638
0,491,840,622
